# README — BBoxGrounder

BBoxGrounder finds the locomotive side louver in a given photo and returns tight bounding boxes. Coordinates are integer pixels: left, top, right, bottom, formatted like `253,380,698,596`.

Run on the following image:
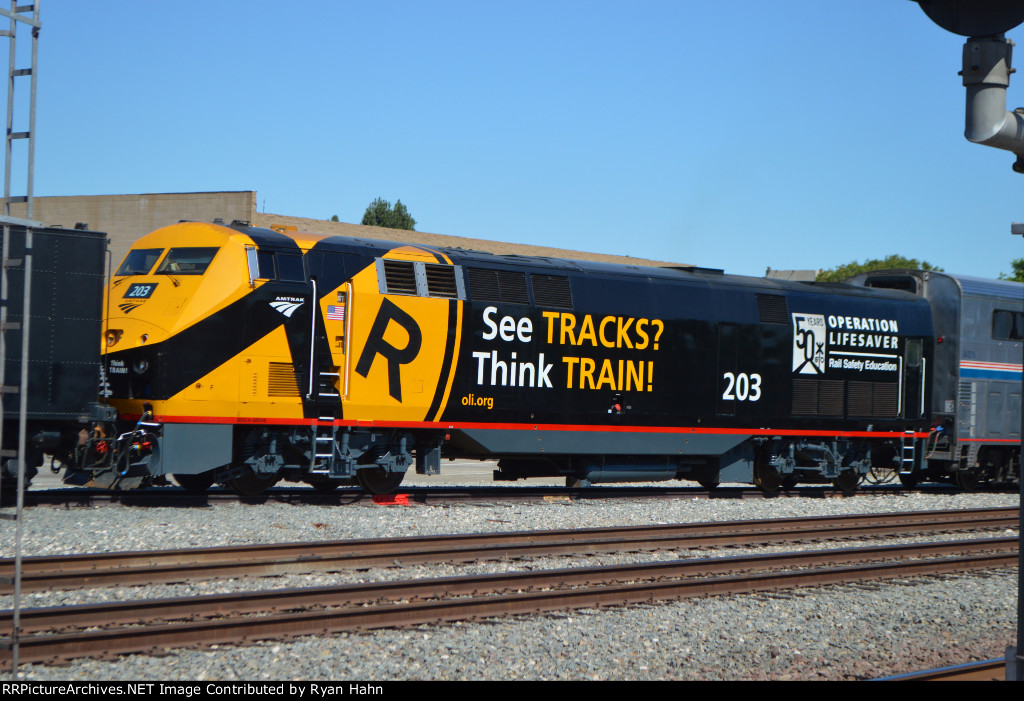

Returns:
376,258,466,300
848,381,899,418
467,268,500,301
531,274,573,309
382,260,418,295
424,264,458,298
792,379,844,416
466,268,530,304
756,294,789,324
268,362,300,397
497,271,529,304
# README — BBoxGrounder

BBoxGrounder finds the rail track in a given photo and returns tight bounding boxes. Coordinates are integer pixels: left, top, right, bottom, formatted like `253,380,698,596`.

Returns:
0,536,1016,665
0,508,1017,593
879,658,1008,681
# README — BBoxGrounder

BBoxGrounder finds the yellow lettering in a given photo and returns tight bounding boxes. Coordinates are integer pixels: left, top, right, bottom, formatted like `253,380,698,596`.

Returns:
579,357,596,389
542,311,560,344
596,359,617,389
651,319,664,350
562,357,579,388
599,317,617,348
626,360,644,391
616,317,634,349
635,319,649,350
577,315,597,346
560,313,577,345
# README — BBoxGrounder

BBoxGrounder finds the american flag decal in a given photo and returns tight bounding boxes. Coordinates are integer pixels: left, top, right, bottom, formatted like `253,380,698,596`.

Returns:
326,304,346,321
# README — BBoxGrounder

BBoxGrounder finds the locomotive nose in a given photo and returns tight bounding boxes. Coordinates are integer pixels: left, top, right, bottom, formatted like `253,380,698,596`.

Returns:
103,317,170,350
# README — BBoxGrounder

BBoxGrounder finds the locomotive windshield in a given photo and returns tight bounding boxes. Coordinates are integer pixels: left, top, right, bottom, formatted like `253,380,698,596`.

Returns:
115,248,163,276
155,247,219,275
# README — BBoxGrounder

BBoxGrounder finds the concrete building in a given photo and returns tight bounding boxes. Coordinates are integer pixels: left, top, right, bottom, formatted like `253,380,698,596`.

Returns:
10,191,687,271
11,191,257,274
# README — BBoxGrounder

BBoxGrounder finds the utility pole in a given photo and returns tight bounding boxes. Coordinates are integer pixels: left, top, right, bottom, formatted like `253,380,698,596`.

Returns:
912,0,1024,681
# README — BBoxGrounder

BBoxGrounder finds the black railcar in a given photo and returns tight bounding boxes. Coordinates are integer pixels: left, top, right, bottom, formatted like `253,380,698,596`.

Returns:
0,224,108,489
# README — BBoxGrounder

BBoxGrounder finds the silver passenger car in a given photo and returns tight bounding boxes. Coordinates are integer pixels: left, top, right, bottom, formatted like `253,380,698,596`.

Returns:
846,270,1021,487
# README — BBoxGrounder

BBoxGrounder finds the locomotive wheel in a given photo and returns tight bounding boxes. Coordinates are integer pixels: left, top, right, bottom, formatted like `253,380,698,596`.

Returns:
356,467,406,495
228,470,280,497
173,472,216,492
832,470,860,496
753,460,781,493
696,479,720,490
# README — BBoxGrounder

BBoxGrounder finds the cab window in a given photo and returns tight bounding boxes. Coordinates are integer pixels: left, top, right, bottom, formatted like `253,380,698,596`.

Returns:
155,247,219,275
115,248,163,276
276,253,305,282
252,250,306,282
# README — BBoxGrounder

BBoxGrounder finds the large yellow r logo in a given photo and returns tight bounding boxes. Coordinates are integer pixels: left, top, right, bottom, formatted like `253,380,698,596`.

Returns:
355,298,423,402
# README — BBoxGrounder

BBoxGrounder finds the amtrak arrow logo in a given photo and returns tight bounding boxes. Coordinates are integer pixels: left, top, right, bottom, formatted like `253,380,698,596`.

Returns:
270,297,304,318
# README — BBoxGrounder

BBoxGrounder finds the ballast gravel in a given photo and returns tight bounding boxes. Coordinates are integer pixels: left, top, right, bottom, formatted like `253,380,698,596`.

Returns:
1,478,1019,681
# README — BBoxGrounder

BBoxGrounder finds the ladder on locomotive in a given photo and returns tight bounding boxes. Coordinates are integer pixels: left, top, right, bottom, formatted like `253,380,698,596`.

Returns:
305,274,344,474
900,429,918,475
310,369,341,474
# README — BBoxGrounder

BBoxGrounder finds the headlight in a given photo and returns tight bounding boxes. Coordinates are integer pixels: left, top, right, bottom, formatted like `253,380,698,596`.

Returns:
132,358,150,374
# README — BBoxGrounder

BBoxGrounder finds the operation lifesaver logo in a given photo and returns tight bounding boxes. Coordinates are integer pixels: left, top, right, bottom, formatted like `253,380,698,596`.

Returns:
792,312,901,375
792,313,827,374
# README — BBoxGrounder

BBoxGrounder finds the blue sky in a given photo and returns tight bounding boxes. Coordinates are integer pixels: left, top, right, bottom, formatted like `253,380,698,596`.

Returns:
20,1,1024,279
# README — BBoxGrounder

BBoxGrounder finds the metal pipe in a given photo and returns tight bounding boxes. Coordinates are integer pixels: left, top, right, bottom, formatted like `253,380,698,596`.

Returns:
960,35,1024,171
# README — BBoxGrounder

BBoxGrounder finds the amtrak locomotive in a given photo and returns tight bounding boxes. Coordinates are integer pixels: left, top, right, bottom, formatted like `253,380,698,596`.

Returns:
59,219,1020,496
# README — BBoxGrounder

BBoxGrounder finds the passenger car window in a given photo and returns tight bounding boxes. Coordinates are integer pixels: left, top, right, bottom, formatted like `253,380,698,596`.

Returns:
992,310,1023,341
115,248,163,276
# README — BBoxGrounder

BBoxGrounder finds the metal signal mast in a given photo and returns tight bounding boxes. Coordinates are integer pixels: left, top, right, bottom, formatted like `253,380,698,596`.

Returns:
0,0,41,676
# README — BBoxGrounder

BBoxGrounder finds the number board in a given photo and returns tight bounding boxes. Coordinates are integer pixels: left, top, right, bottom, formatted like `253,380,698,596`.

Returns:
123,283,158,299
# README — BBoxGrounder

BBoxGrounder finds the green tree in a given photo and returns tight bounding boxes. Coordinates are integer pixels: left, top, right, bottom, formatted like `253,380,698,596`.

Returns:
815,255,943,282
998,258,1024,282
361,198,416,231
330,214,339,222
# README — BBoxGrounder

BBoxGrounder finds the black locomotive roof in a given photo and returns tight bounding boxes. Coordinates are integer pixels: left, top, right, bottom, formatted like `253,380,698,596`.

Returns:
440,245,921,303
239,223,924,305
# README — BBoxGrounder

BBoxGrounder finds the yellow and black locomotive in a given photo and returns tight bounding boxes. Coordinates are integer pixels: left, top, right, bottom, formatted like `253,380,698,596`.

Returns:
75,219,954,495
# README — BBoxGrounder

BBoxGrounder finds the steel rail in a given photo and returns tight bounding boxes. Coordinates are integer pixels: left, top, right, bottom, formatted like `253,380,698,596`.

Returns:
0,509,1017,593
1,537,1017,635
0,542,1016,665
876,658,1006,681
3,506,1016,570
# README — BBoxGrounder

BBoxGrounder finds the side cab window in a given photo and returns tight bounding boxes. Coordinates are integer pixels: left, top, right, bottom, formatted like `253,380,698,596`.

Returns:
247,247,307,284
